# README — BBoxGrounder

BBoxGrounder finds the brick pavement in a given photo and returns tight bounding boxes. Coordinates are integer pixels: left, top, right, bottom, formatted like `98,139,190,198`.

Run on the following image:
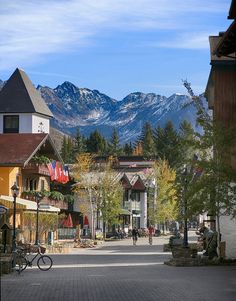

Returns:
1,234,236,301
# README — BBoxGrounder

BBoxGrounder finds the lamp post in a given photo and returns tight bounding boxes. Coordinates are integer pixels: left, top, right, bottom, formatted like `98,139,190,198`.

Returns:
11,183,19,252
182,167,188,248
35,192,43,245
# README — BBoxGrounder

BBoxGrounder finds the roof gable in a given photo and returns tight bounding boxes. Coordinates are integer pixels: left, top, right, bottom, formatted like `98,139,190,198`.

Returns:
120,174,132,189
228,0,236,19
132,176,146,191
0,68,53,117
0,133,62,166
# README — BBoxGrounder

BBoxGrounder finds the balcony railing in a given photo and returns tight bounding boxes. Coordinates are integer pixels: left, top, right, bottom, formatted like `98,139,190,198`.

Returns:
40,197,68,210
21,194,68,210
22,163,50,176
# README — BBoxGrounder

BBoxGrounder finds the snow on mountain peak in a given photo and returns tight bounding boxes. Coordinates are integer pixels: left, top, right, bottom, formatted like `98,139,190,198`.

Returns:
35,82,201,142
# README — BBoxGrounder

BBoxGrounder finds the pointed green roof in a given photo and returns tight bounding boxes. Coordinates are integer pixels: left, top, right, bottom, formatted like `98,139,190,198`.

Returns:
0,68,53,117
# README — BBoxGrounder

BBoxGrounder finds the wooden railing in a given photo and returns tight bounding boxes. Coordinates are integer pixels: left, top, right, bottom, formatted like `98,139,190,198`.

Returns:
22,163,50,176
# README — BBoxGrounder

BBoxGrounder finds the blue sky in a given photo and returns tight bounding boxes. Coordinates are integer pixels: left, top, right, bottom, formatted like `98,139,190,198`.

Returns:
0,0,232,100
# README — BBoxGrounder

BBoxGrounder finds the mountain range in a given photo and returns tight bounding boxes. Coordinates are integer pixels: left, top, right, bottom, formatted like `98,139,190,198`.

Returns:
0,78,201,143
37,81,200,143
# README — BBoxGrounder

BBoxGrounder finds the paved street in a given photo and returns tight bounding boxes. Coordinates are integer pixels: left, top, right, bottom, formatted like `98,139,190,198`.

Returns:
1,233,236,301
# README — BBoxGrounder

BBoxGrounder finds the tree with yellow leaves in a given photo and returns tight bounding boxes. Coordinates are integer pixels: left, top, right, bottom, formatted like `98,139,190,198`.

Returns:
148,159,177,231
73,154,123,239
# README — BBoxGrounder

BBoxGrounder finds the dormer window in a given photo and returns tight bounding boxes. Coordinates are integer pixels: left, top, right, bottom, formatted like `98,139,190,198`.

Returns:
3,115,19,133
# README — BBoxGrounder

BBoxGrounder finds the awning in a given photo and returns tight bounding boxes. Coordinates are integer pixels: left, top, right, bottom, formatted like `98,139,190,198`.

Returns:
0,195,60,212
119,208,131,215
63,213,73,228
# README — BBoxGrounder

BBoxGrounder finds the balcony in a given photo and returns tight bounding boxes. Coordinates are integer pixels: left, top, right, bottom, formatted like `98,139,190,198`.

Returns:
21,193,68,210
41,197,68,210
22,163,50,176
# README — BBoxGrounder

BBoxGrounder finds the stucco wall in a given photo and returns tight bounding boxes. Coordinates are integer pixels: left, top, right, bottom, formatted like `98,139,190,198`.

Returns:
0,167,20,196
32,114,50,133
19,114,32,133
0,113,50,133
220,215,236,259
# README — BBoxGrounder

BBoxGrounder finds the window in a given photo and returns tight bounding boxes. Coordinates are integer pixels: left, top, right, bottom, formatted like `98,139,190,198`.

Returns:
29,179,37,191
3,115,19,133
41,180,45,191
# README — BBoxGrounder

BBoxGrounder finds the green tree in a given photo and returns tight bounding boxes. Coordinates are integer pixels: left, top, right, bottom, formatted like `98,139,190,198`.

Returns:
86,130,107,155
74,128,86,157
153,121,180,167
123,142,133,156
73,153,97,239
178,120,196,169
97,160,123,238
60,135,74,163
23,212,58,242
182,81,236,252
140,122,155,158
108,128,122,156
148,160,177,231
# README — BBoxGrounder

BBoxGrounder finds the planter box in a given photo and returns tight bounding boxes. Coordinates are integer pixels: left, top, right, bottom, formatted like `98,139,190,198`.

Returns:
171,246,198,258
0,254,13,275
171,238,183,246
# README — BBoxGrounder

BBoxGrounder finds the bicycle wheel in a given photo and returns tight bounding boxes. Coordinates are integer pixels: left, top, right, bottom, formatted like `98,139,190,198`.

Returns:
37,255,53,271
15,255,28,272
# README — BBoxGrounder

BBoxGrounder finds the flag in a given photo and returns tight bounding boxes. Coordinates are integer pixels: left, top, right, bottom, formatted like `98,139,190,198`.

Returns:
56,162,63,182
47,162,54,178
62,166,69,184
47,161,57,181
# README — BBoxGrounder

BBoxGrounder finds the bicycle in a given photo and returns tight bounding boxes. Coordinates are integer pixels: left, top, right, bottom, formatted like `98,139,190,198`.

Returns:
12,247,27,273
14,245,53,273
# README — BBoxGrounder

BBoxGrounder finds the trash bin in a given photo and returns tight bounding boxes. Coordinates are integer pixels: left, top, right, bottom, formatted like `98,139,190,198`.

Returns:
48,231,54,245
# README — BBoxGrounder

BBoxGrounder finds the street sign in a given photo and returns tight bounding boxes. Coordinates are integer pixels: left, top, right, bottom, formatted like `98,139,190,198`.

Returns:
0,205,8,214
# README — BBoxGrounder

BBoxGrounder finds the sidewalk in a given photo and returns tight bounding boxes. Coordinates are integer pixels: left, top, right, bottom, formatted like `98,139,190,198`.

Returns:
1,231,235,301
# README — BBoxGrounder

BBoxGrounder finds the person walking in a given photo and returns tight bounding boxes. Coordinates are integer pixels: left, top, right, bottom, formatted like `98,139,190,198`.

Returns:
148,225,155,245
132,227,138,245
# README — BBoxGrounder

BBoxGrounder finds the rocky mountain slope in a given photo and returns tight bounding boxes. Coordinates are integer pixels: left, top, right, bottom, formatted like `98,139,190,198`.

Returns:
38,82,199,143
0,78,201,143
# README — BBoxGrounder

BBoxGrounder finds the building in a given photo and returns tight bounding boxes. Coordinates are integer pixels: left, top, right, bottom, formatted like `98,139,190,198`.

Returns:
73,156,155,236
0,68,53,134
0,68,69,247
205,0,236,258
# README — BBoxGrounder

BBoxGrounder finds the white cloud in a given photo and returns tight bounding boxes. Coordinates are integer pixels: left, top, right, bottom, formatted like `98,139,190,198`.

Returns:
0,0,229,70
152,32,211,49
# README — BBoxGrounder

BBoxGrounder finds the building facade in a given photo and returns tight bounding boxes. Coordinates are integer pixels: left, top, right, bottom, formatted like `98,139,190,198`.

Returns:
205,0,236,258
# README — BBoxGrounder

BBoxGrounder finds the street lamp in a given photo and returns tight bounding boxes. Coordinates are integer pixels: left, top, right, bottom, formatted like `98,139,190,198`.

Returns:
182,167,188,248
11,183,19,251
35,192,43,245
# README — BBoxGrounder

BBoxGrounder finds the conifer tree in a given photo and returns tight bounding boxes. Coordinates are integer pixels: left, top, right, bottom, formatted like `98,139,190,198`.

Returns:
108,128,121,156
74,128,86,156
153,121,180,167
123,142,133,156
140,122,155,158
86,130,107,155
61,135,74,163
